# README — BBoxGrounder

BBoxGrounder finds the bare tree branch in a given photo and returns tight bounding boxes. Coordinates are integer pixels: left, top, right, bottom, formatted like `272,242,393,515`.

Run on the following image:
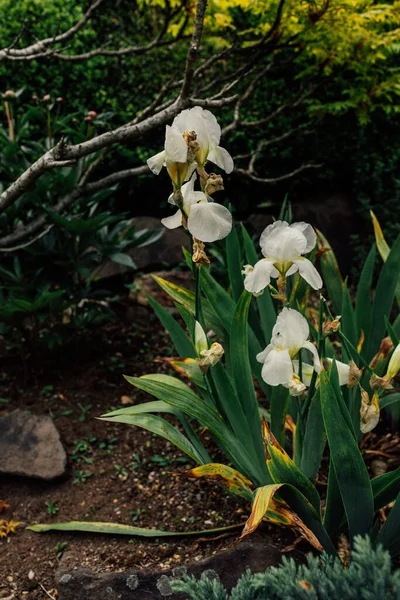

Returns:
235,163,322,184
180,0,208,100
0,166,150,248
0,0,104,61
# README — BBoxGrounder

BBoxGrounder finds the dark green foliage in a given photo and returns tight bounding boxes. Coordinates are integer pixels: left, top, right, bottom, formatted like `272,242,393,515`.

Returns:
0,99,163,351
172,536,400,599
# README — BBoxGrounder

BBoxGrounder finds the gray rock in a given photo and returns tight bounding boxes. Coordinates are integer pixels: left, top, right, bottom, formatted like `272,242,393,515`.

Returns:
56,539,287,600
0,409,67,481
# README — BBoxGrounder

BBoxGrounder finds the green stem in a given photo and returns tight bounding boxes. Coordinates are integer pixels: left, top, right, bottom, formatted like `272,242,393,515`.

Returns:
195,263,201,322
339,331,374,375
302,297,325,419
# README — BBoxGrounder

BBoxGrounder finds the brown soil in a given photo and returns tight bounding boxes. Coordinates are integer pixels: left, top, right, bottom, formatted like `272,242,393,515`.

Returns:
1,290,399,600
0,299,300,600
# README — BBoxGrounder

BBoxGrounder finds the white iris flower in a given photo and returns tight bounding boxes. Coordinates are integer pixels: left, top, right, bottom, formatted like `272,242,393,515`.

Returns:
147,124,196,188
292,358,350,387
161,174,232,243
257,308,321,386
172,106,234,173
244,221,323,295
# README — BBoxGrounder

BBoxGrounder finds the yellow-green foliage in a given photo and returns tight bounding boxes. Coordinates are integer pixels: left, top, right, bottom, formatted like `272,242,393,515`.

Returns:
141,0,400,117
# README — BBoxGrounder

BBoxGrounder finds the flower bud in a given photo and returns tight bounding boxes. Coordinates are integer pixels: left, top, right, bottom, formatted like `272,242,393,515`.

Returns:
204,173,224,195
322,316,341,335
192,239,210,267
194,321,208,356
85,110,98,122
2,90,16,100
360,390,380,433
242,265,254,277
386,343,400,381
369,374,392,391
199,342,224,372
348,361,363,387
288,374,306,397
42,94,51,102
56,96,64,103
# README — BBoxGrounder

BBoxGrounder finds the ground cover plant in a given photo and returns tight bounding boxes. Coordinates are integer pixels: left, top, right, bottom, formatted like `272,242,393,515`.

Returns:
172,536,400,599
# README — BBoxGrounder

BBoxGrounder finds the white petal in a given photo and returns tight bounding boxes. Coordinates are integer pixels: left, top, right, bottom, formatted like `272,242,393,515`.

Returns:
261,348,293,386
387,343,400,380
326,358,350,386
173,107,209,151
184,161,197,181
259,221,288,251
187,202,232,242
292,258,323,290
271,308,310,351
256,343,273,364
164,125,188,163
301,341,321,373
147,150,165,175
244,259,277,295
286,263,298,277
201,109,221,145
207,146,234,174
261,226,307,262
161,210,182,229
292,361,314,386
291,222,316,253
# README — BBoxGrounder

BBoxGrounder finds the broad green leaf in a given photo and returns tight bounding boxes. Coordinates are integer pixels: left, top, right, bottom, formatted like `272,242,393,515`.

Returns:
375,493,400,556
316,229,343,315
355,244,376,344
225,225,243,302
209,361,251,450
263,421,321,514
366,235,400,362
170,358,207,389
380,392,400,411
110,252,136,269
146,295,195,358
240,483,336,554
100,413,205,465
372,467,400,511
124,373,261,484
323,456,345,540
371,211,390,261
200,267,271,399
341,284,358,359
27,522,241,537
101,400,179,418
230,291,267,481
152,276,224,339
184,463,253,501
300,390,326,481
239,484,283,539
270,386,290,447
320,372,374,540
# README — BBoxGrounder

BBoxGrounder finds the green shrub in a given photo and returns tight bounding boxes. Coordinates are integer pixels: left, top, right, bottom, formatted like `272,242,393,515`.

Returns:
172,536,400,600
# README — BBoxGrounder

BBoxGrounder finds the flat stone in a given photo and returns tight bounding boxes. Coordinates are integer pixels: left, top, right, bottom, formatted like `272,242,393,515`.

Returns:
0,409,67,481
56,539,286,600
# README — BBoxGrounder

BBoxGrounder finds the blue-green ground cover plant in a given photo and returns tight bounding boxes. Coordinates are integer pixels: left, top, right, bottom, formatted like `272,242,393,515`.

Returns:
171,536,400,599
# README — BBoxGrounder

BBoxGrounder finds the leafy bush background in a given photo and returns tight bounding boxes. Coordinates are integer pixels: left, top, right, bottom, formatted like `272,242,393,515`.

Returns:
1,0,399,270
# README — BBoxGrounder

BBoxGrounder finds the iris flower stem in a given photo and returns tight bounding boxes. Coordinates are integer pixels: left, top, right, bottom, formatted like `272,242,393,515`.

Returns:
339,331,374,375
301,297,325,420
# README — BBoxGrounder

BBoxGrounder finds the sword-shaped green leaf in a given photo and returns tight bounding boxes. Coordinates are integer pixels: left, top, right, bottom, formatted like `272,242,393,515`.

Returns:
320,371,374,540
